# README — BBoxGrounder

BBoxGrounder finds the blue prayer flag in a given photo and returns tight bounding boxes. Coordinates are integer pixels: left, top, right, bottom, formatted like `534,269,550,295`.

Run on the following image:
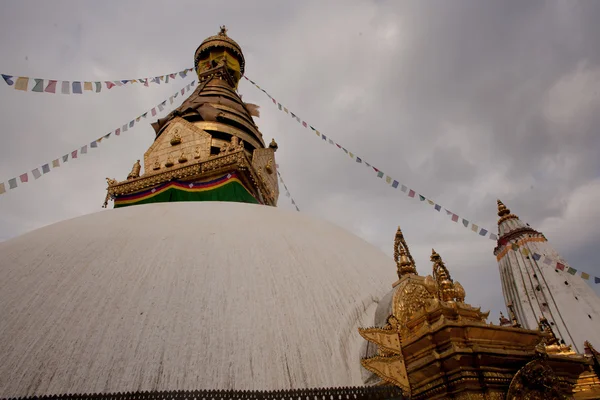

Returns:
392,180,399,188
435,204,441,211
42,164,50,173
2,74,14,85
72,81,83,94
479,228,488,236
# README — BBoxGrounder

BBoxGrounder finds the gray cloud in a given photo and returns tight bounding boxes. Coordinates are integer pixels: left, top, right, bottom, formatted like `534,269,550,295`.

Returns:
1,0,599,320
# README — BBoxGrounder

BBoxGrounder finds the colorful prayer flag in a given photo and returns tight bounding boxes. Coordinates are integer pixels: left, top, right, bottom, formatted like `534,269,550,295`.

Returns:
72,81,83,94
151,108,157,116
452,214,459,222
71,150,78,159
158,103,164,112
62,154,68,162
32,168,41,179
106,81,115,89
356,157,362,163
479,228,488,236
1,74,14,85
419,195,425,201
122,124,128,132
533,253,541,261
19,173,28,183
8,178,17,189
84,81,93,91
284,107,289,114
42,164,50,174
302,121,307,128
427,200,434,205
556,262,565,271
80,145,87,154
462,219,469,227
490,234,498,240
392,180,399,188
472,224,479,233
0,182,5,194
567,267,577,275
595,277,600,284
15,77,29,91
401,185,407,193
129,120,134,128
45,80,57,93
91,141,98,148
32,79,44,92
377,171,384,178
95,82,101,92
61,81,70,94
52,159,60,167
322,134,327,141
408,189,415,197
543,257,552,265
581,272,590,280
435,204,441,211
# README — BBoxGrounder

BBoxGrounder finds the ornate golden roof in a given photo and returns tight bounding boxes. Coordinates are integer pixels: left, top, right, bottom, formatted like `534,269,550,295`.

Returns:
194,26,245,75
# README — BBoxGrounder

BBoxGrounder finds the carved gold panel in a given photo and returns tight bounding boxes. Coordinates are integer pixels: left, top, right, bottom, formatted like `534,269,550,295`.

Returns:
252,148,279,201
143,118,212,175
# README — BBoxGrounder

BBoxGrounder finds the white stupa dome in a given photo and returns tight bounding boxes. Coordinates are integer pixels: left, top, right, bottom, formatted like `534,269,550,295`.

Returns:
0,202,396,398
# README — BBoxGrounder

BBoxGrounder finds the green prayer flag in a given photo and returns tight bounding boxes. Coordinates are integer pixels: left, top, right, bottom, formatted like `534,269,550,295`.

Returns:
32,79,44,92
567,267,577,275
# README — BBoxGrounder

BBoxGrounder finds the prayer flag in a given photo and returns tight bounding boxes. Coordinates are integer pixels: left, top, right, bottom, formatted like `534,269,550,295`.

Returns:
284,107,289,114
472,224,479,232
490,234,498,240
129,120,134,128
90,140,98,148
52,159,60,167
278,103,282,110
435,204,441,211
72,81,83,94
401,185,407,192
45,80,58,93
141,112,148,118
169,96,174,104
32,168,41,179
377,171,384,178
272,98,276,104
8,178,17,189
315,130,321,137
61,81,70,94
181,88,185,95
104,132,111,139
151,108,157,116
122,124,128,132
365,162,371,167
533,253,541,261
595,277,600,284
165,75,169,83
158,103,164,112
63,154,69,162
522,248,529,256
296,116,301,123
392,180,399,188
302,121,307,128
71,150,78,159
106,81,115,89
349,152,354,158
342,148,348,154
95,82,101,92
556,262,565,271
1,74,14,85
84,81,93,91
386,176,392,184
328,139,334,145
174,92,179,98
543,257,552,265
19,173,28,183
408,189,415,197
479,228,488,236
42,164,50,174
186,84,191,91
32,79,44,92
567,267,577,275
446,209,452,215
81,145,87,154
462,219,469,227
322,134,327,141
96,137,102,143
452,214,459,222
581,272,590,280
427,200,434,205
0,182,5,194
15,77,29,91
419,195,425,201
114,81,123,86
512,243,519,251
357,157,362,163
179,71,186,78
291,112,296,118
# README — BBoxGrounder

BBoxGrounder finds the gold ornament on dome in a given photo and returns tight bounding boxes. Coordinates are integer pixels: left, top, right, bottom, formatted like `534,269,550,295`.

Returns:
178,151,187,164
127,160,141,180
431,249,465,303
194,146,201,159
165,155,174,167
170,128,182,145
153,158,161,170
393,226,417,279
265,159,273,174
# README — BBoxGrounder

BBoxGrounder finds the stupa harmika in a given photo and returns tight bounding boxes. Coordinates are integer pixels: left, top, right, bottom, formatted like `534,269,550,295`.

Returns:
1,27,600,400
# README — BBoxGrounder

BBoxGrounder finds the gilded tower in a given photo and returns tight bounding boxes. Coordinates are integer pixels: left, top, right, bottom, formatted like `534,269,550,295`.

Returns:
104,26,279,208
494,200,600,353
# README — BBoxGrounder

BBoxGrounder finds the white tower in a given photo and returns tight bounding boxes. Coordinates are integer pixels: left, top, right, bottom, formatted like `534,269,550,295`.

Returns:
494,200,600,353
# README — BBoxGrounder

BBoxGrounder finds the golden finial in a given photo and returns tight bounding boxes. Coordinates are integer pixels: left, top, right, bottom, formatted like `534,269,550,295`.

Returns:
497,199,510,217
219,25,228,36
394,226,417,279
269,138,278,152
431,249,465,302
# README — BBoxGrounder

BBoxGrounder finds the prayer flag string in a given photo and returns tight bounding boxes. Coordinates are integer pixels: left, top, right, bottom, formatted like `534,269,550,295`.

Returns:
276,168,299,212
1,67,194,94
243,76,498,241
0,81,195,194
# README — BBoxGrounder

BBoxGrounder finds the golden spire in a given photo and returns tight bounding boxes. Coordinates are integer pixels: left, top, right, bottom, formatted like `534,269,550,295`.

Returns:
394,226,417,278
431,249,465,302
497,199,511,217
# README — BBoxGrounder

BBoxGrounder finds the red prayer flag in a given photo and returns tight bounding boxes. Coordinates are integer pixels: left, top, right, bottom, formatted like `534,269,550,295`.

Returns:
19,173,28,183
452,214,459,222
151,108,157,116
408,190,415,198
106,81,115,89
44,80,57,93
71,150,78,159
556,262,565,271
272,98,276,104
302,121,307,128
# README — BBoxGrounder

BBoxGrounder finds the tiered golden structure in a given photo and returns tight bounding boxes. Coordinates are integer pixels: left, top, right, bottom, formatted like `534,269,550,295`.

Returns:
103,26,279,208
359,227,600,399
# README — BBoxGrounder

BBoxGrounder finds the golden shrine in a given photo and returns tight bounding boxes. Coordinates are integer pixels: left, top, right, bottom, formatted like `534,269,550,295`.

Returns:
359,227,600,399
103,26,279,209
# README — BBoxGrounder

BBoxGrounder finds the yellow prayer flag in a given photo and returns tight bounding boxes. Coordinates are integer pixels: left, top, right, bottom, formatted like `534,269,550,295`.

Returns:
385,176,392,184
131,79,138,83
96,137,103,143
52,159,60,168
522,248,530,256
427,200,434,205
84,82,93,91
349,152,354,158
581,272,590,280
15,77,29,91
315,130,321,137
0,182,5,195
472,224,479,233
284,107,289,114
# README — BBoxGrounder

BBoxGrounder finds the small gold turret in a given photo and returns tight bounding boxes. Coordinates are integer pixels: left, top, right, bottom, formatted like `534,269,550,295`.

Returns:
431,249,465,303
394,226,417,279
497,199,511,217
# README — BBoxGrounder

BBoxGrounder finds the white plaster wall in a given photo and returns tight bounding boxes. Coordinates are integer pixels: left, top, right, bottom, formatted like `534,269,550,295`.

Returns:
0,202,397,397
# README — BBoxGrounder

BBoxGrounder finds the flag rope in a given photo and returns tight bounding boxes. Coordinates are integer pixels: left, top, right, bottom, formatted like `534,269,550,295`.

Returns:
243,75,497,241
277,169,299,211
1,67,194,94
0,80,196,195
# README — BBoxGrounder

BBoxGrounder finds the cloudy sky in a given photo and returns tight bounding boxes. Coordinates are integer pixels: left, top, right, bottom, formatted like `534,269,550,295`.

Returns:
1,0,599,319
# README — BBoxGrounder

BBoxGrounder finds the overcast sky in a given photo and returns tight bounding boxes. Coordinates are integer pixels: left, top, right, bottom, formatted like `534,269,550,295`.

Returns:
1,0,599,319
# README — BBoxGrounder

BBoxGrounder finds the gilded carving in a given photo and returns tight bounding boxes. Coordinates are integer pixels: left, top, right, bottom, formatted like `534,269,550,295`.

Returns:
506,358,572,399
127,160,141,180
394,226,417,278
178,151,188,163
165,155,174,167
153,158,160,171
170,128,182,145
251,147,279,201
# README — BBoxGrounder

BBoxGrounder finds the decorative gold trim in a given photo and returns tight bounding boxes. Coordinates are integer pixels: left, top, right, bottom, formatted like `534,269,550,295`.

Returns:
192,121,264,149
